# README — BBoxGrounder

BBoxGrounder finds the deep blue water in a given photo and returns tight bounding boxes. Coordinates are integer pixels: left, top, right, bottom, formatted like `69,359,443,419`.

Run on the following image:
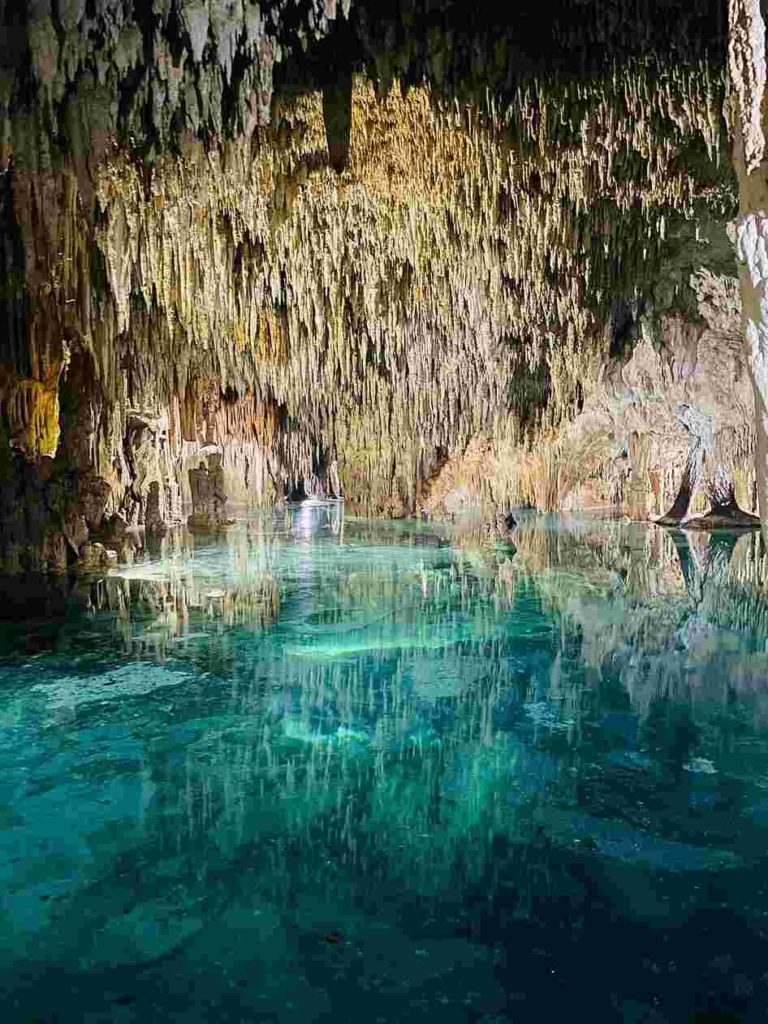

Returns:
2,508,768,1022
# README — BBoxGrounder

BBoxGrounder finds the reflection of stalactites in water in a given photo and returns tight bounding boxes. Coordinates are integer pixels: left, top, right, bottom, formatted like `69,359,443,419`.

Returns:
140,624,533,878
85,574,281,659
52,520,768,826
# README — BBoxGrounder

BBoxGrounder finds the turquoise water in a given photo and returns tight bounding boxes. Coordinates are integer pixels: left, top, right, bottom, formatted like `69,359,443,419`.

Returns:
2,508,768,1022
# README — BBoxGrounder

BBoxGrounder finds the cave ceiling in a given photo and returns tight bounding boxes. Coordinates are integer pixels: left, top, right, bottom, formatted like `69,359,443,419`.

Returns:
0,0,748,561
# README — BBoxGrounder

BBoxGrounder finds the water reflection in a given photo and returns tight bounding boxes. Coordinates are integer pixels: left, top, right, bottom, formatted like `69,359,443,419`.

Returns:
2,513,768,1021
286,497,345,539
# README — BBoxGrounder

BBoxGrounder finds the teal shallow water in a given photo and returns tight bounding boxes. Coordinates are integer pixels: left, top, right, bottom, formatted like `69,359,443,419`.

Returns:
2,510,768,1022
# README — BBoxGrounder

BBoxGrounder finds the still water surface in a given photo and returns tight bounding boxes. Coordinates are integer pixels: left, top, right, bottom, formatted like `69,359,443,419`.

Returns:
2,509,768,1022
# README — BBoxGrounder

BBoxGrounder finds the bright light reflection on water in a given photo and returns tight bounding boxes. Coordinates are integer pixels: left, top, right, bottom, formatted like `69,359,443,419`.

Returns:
2,509,768,1022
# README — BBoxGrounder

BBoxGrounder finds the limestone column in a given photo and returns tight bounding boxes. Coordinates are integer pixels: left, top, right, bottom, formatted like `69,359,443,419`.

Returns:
729,0,768,526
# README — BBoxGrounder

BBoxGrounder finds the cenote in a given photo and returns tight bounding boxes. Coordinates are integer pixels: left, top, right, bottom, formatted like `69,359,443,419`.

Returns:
2,510,768,1022
6,1,768,1020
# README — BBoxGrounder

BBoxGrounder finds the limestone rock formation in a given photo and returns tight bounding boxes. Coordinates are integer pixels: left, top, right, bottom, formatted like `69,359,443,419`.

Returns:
0,0,764,565
728,0,768,533
423,268,756,524
188,453,233,529
80,541,119,570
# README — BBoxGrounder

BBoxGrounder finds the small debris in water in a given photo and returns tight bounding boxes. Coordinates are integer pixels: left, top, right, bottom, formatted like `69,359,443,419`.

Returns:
684,757,718,774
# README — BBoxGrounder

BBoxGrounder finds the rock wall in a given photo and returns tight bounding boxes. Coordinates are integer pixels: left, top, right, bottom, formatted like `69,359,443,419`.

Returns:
423,268,757,520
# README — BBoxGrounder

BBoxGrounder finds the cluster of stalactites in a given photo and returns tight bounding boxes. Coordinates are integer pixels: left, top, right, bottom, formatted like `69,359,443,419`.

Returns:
5,0,349,172
5,56,735,507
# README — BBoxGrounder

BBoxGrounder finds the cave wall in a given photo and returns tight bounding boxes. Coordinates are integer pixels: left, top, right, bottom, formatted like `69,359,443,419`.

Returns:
0,0,755,567
423,268,756,520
